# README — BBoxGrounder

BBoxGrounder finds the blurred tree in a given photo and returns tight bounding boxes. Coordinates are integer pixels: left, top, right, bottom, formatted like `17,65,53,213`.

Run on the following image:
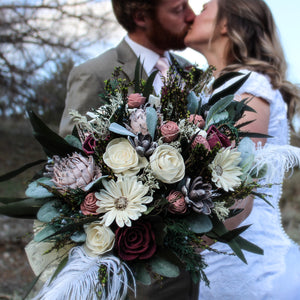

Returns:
28,57,75,125
0,0,116,117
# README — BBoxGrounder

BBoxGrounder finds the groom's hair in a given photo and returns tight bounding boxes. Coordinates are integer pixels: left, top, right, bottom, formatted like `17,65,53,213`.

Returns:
112,0,159,33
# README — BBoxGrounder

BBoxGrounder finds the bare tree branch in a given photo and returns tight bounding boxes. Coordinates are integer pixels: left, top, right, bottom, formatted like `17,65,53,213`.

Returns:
0,0,117,117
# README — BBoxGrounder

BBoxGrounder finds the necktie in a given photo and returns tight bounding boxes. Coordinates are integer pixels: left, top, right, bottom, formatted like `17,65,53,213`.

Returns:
155,56,170,79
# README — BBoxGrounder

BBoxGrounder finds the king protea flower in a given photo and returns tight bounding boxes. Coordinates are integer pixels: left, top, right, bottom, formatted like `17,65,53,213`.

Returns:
95,175,153,227
209,148,242,192
52,152,102,191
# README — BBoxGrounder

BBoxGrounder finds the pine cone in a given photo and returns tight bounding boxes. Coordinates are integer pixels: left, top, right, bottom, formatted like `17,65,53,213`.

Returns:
128,133,158,157
51,152,102,191
182,176,214,215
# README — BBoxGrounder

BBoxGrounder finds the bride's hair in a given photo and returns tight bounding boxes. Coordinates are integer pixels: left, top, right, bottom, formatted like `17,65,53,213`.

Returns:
216,0,300,120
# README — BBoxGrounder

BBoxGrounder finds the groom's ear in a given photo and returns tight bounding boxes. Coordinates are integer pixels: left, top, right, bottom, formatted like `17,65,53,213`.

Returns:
133,10,147,28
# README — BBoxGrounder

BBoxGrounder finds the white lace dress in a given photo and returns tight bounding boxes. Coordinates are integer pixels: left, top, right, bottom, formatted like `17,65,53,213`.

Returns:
199,71,300,300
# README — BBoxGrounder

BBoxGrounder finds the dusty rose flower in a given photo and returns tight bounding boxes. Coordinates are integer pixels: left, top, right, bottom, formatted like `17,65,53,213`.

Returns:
192,135,211,150
127,93,146,108
188,114,205,128
130,109,148,135
80,193,99,215
83,135,97,155
167,191,187,214
160,121,179,142
207,125,231,149
114,220,156,261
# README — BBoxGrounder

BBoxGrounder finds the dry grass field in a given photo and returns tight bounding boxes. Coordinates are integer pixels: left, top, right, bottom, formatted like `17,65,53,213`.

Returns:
0,118,299,299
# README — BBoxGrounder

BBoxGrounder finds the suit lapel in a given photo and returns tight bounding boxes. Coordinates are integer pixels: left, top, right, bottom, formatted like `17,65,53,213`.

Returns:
116,39,148,81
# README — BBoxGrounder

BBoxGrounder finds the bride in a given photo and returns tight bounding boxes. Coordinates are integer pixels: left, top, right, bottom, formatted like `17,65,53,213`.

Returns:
184,0,300,299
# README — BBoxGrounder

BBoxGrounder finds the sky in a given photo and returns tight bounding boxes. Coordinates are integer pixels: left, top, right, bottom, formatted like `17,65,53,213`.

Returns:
95,0,300,85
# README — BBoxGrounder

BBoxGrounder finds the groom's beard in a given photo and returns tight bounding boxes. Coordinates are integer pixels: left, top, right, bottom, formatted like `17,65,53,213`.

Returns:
147,19,188,51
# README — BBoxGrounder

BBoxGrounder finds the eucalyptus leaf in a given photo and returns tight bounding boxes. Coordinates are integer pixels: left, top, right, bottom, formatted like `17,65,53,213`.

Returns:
37,200,60,223
150,256,180,278
185,213,212,234
146,107,158,139
25,177,54,198
64,135,83,150
109,123,136,137
34,225,57,242
134,263,152,285
205,95,233,130
187,91,199,114
239,154,255,180
207,111,229,127
83,175,108,192
70,231,86,243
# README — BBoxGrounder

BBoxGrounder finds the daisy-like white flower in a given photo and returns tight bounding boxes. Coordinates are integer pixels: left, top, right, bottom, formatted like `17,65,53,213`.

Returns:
209,147,243,192
95,175,153,227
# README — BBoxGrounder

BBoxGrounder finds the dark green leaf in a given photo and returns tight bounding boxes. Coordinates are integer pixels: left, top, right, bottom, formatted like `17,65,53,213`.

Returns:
228,239,247,264
235,236,264,255
22,272,43,300
134,57,142,93
227,208,244,218
238,132,272,139
209,72,251,106
0,159,46,182
219,225,251,242
143,70,158,98
49,255,69,284
212,72,246,90
235,120,256,129
251,191,274,208
0,198,48,218
28,110,84,157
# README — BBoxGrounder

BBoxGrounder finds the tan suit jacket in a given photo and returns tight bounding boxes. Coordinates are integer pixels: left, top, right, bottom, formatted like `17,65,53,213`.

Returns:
59,38,145,137
59,39,191,137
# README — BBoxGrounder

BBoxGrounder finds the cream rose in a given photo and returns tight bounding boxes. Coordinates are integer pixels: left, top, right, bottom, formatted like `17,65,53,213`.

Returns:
150,145,185,183
103,138,148,175
83,221,115,257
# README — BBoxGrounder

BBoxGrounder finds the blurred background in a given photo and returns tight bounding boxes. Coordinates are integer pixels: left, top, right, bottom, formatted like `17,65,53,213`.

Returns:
0,0,299,299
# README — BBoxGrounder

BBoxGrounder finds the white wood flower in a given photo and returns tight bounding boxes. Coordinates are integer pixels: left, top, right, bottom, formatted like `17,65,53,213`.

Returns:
209,147,243,192
95,175,153,227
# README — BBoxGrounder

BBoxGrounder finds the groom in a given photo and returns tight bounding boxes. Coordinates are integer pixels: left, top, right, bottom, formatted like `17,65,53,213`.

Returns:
59,0,196,137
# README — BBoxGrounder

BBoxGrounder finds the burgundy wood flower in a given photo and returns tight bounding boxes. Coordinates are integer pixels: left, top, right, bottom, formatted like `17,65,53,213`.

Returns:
114,220,157,261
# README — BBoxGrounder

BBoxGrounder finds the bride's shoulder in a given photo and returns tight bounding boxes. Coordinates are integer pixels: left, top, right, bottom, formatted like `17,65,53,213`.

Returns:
235,69,277,104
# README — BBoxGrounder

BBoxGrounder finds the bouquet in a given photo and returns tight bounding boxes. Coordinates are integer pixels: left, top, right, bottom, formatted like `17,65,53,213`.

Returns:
0,58,274,299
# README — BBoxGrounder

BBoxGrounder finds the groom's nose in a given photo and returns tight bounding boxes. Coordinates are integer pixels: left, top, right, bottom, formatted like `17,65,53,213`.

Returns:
185,4,196,24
